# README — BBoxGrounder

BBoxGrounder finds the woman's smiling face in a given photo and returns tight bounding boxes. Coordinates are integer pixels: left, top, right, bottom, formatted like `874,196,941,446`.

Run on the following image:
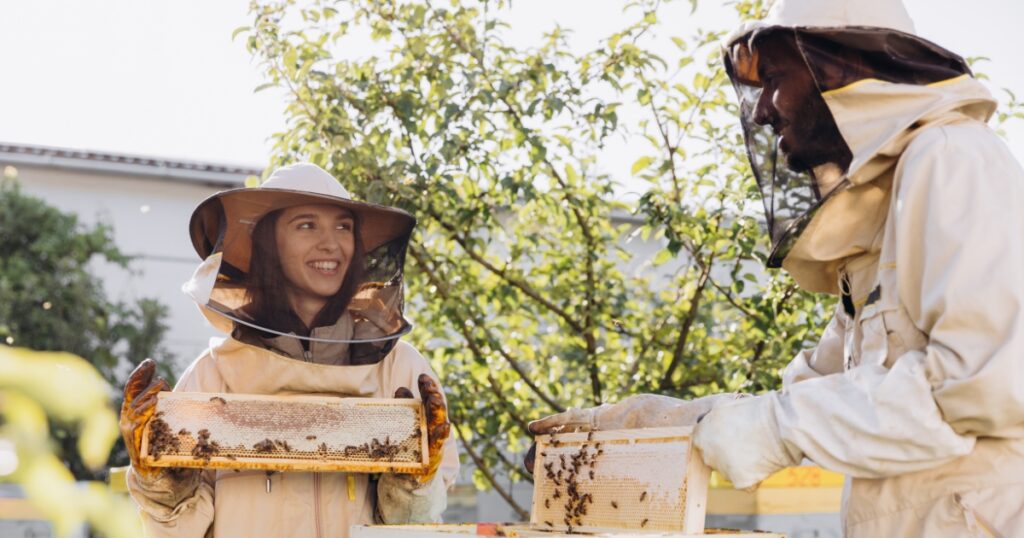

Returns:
274,204,356,314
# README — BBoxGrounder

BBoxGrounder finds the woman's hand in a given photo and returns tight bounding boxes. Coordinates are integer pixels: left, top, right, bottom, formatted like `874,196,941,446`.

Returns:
394,374,450,484
119,359,170,480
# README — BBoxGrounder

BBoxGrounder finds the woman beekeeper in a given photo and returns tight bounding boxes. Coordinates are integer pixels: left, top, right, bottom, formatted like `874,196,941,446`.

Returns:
118,163,459,537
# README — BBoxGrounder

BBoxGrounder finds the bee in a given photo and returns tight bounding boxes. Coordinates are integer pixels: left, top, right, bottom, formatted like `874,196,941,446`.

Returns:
589,470,595,480
640,491,647,502
225,454,237,461
641,518,649,528
587,431,594,441
611,501,618,509
306,435,317,440
209,396,227,405
552,489,561,499
178,428,190,436
544,521,553,527
544,498,550,509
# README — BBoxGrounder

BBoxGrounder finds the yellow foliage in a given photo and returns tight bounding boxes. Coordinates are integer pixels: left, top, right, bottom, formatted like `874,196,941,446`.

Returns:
0,347,141,537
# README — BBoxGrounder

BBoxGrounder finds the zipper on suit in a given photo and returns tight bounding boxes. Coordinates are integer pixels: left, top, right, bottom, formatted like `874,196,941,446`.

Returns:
314,472,323,538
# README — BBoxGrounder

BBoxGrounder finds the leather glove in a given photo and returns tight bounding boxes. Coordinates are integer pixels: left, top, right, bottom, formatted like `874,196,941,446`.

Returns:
524,393,744,473
119,359,171,480
692,392,802,490
394,373,450,484
119,359,199,504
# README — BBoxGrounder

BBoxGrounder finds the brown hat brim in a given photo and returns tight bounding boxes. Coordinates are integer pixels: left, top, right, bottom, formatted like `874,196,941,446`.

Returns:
189,188,416,274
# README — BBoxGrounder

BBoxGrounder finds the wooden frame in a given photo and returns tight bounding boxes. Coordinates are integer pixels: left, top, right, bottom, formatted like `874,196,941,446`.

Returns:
140,392,429,473
530,427,710,535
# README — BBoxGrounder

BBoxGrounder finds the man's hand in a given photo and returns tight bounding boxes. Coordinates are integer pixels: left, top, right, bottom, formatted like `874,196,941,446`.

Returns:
693,393,801,490
394,374,450,484
528,393,744,435
119,359,170,480
523,393,744,475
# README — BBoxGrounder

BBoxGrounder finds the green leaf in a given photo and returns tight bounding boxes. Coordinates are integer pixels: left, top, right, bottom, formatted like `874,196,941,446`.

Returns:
631,156,655,175
652,249,673,266
284,47,298,79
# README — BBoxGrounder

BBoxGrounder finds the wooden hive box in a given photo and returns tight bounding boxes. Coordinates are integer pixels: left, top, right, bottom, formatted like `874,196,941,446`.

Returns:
140,392,428,473
530,427,710,534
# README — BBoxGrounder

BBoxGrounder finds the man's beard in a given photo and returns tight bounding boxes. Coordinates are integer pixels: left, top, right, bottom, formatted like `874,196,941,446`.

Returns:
783,98,852,174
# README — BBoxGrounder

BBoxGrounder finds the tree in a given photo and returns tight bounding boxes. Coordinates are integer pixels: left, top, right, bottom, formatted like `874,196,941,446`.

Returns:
238,0,1021,516
0,169,175,480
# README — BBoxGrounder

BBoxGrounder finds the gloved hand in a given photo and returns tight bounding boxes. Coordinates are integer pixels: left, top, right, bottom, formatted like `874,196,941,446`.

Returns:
528,393,745,434
119,359,200,506
394,374,450,484
692,393,802,490
119,359,171,481
524,393,744,474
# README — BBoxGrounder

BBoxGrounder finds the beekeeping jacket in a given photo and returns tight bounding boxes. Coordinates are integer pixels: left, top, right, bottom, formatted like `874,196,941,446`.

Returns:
697,0,1024,536
125,164,460,537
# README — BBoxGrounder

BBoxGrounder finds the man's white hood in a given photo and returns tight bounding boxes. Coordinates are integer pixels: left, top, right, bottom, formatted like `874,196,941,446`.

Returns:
723,0,998,292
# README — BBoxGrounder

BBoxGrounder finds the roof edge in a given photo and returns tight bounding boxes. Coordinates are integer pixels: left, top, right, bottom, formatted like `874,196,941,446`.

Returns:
0,142,262,188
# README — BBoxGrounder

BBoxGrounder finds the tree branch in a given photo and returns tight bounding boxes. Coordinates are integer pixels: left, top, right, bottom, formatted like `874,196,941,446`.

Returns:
409,245,564,414
454,422,530,520
658,254,714,390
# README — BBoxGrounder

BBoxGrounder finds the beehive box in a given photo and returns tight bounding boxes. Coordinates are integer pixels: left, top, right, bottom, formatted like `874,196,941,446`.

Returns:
140,392,428,473
530,427,710,534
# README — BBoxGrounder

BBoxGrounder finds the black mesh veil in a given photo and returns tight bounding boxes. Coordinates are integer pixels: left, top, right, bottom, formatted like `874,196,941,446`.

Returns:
724,26,971,267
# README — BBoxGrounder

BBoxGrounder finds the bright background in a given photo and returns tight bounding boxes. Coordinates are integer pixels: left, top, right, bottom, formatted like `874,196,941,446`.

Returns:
1,0,1021,171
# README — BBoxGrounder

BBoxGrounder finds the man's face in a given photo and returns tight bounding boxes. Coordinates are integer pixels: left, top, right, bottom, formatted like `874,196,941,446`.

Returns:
750,33,850,174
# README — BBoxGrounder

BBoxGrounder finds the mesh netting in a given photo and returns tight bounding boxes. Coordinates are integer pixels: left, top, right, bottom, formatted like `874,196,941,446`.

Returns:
142,392,426,472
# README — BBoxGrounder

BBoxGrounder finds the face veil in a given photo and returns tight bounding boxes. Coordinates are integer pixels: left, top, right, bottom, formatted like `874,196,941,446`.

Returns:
723,26,971,267
185,166,418,365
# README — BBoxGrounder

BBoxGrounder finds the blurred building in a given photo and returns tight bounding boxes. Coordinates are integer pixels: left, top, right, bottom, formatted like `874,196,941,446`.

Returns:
0,142,253,368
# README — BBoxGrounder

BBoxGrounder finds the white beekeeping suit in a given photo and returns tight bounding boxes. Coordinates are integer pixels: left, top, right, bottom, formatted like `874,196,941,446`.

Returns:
531,0,1024,535
122,164,459,537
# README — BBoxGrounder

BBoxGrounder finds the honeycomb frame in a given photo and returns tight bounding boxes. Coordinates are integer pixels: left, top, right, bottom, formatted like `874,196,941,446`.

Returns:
530,426,709,534
140,392,429,474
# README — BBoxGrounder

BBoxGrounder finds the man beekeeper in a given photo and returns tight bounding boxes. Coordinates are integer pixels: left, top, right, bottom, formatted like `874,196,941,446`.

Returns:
530,0,1024,535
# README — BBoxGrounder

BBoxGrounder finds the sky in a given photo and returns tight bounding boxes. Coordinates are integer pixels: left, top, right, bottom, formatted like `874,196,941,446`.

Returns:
1,0,1022,174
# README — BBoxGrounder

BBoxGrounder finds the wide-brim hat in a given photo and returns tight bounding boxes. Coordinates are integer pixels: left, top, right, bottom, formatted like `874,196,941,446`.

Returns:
189,163,416,273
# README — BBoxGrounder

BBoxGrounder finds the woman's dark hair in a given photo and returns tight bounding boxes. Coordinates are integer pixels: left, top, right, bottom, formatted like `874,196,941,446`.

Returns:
242,207,366,338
